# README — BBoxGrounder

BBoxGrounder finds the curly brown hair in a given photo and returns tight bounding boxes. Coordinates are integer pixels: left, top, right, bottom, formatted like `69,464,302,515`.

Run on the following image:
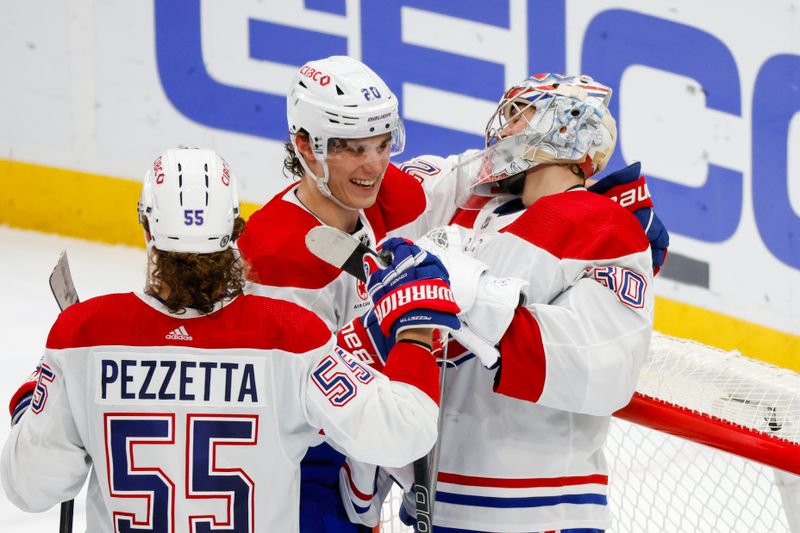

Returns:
144,217,247,315
283,130,309,180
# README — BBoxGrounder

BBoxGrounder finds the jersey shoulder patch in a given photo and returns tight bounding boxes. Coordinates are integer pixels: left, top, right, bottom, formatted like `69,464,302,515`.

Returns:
238,187,342,289
501,190,650,260
364,164,427,237
398,156,444,182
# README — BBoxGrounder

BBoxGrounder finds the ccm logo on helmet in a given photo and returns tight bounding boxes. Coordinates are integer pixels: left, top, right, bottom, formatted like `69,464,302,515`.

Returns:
299,65,331,87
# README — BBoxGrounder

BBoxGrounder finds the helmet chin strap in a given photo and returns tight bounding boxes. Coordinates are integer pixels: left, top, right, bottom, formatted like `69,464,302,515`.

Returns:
295,145,358,212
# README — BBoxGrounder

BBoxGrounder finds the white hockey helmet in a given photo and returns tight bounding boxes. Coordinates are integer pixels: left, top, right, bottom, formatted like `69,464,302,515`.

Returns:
286,56,405,206
138,148,240,253
472,73,617,197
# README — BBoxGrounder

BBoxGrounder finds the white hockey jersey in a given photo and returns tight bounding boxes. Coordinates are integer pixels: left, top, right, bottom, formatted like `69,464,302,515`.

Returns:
236,163,466,531
1,292,440,533
345,154,655,532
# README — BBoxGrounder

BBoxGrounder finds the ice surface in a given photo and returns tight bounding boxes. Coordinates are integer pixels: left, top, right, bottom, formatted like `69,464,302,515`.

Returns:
0,225,145,532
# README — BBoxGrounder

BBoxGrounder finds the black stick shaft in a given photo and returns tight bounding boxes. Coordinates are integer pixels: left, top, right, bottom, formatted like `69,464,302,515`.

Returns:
58,500,74,533
413,457,432,532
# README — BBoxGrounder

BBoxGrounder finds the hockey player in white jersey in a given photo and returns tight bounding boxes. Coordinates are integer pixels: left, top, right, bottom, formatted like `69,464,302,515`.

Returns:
237,56,471,533
0,147,461,533
342,74,662,532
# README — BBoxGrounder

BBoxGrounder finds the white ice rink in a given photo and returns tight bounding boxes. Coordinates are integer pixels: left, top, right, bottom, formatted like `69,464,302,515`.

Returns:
1,225,146,532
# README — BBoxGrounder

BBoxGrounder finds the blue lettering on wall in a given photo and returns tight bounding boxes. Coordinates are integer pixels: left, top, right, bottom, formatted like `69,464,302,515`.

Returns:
583,9,743,242
155,1,566,162
528,0,566,75
752,54,800,270
151,3,800,273
249,19,347,68
305,0,347,16
154,0,345,140
361,1,510,158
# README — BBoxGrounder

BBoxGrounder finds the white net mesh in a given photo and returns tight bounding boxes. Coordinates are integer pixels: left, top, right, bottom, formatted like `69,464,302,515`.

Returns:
377,332,800,532
638,333,800,445
607,418,791,532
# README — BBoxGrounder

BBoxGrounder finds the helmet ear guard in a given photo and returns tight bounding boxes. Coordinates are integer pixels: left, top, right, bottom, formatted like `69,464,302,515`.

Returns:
137,148,240,254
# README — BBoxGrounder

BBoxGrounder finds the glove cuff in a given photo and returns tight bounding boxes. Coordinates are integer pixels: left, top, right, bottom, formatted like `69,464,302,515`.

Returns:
392,309,461,338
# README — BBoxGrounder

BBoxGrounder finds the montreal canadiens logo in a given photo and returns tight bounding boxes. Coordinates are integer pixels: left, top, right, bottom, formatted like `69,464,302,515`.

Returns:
356,279,369,301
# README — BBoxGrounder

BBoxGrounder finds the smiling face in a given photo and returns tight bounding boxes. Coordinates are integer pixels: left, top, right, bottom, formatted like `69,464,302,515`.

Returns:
322,133,392,210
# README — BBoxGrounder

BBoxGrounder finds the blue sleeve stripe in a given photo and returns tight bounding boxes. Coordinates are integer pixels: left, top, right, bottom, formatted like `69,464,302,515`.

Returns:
435,491,607,509
11,394,32,425
351,501,371,514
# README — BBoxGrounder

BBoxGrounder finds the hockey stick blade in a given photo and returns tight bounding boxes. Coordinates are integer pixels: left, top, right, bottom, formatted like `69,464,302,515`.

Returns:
305,226,388,283
49,251,80,312
49,251,79,533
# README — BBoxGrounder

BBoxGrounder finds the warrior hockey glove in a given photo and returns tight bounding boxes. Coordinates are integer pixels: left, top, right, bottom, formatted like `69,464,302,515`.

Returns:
589,162,670,274
365,237,461,337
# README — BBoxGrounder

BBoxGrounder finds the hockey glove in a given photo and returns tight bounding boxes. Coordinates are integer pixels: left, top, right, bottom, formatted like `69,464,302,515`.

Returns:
338,310,394,368
589,162,670,274
453,275,529,368
366,237,461,337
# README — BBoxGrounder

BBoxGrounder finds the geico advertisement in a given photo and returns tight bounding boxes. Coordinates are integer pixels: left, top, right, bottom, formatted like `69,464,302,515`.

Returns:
2,0,798,337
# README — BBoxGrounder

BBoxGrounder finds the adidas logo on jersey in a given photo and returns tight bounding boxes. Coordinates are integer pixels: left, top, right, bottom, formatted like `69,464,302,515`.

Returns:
165,326,193,341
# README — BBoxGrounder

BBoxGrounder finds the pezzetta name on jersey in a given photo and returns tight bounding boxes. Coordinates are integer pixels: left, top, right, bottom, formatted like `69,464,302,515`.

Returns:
95,353,265,406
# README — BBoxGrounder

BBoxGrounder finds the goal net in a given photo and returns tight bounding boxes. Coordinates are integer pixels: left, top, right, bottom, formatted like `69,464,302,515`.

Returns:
375,332,800,532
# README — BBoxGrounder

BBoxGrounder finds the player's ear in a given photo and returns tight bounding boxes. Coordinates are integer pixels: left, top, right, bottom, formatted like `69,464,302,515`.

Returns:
294,132,318,163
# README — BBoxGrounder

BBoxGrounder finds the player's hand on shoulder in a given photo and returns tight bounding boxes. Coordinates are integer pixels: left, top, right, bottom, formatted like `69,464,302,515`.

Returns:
588,162,670,274
365,237,461,338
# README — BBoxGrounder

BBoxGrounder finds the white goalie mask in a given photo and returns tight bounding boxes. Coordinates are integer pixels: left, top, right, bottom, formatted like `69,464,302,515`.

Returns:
466,73,617,201
286,55,405,209
138,148,240,253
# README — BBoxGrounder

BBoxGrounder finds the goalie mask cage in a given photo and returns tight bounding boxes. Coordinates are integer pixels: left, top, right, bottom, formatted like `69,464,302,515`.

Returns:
375,332,800,532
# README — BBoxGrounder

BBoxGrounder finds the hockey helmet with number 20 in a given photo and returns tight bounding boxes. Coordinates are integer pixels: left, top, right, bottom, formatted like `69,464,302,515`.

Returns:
138,148,240,253
286,56,405,206
474,73,617,196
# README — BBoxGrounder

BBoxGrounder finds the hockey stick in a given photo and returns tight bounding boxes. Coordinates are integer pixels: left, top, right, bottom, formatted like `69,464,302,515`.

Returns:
49,251,78,533
305,225,388,282
305,226,437,532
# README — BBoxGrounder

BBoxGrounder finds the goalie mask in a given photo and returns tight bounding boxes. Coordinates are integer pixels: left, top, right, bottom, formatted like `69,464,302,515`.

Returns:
286,55,405,209
138,148,240,253
466,73,617,201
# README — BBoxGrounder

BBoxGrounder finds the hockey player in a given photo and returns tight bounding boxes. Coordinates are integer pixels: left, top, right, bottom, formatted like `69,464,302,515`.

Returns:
342,74,660,532
0,147,460,533
239,57,668,532
238,56,468,533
